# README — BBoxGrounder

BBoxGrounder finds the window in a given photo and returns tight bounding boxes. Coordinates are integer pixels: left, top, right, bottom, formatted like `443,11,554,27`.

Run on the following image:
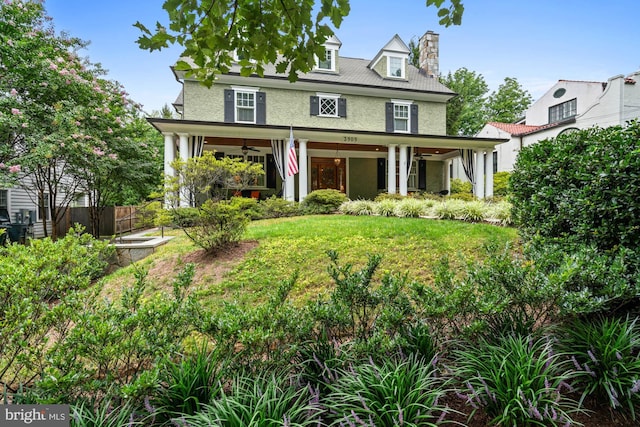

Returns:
385,100,417,133
549,98,577,123
493,151,498,174
317,49,335,71
224,87,266,125
394,104,409,132
236,91,255,123
310,94,346,118
37,192,50,222
319,94,339,117
388,56,404,78
0,190,7,210
71,193,86,208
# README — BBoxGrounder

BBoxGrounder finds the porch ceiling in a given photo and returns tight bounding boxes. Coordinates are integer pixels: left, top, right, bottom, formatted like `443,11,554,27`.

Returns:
148,118,508,150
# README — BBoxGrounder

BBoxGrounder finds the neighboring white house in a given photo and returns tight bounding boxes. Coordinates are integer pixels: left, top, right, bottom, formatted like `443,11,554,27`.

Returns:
0,179,88,240
469,70,640,174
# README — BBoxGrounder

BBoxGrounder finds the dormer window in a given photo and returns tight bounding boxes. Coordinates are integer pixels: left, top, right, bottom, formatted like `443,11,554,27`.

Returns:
315,35,341,72
388,56,404,78
318,49,334,70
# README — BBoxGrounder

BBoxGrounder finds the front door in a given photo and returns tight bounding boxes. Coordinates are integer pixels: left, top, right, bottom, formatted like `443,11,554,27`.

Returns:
311,157,346,192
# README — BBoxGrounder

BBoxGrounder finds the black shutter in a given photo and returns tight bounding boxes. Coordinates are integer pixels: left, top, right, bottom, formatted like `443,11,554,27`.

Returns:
310,96,319,116
338,98,347,118
385,102,394,132
377,158,386,190
410,104,419,134
256,91,266,124
266,154,277,188
224,89,234,122
418,159,427,190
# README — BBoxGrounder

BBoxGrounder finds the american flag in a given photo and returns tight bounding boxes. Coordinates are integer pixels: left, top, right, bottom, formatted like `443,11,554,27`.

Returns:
287,126,298,176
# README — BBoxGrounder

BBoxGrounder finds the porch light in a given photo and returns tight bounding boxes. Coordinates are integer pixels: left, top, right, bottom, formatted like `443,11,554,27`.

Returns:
334,144,341,166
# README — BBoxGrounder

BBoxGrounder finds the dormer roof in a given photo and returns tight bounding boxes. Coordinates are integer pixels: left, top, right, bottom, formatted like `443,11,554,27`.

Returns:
368,34,410,70
324,34,342,49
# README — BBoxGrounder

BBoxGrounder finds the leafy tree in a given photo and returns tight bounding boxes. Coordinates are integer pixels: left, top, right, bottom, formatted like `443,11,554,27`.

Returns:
440,68,489,135
408,37,420,68
136,0,465,86
486,77,533,123
1,1,161,238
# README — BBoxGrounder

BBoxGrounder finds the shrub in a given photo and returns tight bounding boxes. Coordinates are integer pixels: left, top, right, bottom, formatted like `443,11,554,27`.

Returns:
180,199,249,254
258,195,300,218
338,199,375,216
510,121,640,252
136,200,163,228
394,197,427,218
229,196,262,220
71,398,142,427
557,316,640,418
433,199,466,220
300,189,348,214
450,178,472,194
0,228,113,394
453,334,580,426
486,200,513,225
373,198,397,217
324,354,449,426
493,171,511,197
374,192,404,201
459,200,486,222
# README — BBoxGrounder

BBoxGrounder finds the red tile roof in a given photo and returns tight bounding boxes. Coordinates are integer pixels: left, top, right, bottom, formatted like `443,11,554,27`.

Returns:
487,122,542,135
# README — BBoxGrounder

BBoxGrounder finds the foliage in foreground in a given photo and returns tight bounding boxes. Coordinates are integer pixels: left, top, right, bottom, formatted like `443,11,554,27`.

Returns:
454,334,580,426
557,315,640,419
0,228,113,391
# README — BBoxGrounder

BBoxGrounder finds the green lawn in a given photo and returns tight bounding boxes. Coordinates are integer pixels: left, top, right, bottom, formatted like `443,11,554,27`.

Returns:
103,215,518,310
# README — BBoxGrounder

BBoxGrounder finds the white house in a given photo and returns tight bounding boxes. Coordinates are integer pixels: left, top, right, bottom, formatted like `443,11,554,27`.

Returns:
473,70,640,174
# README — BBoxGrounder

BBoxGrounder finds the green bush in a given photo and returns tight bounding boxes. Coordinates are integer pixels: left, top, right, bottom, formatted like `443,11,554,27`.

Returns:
0,228,113,394
374,192,404,201
450,178,472,194
373,198,397,216
180,199,249,254
454,334,580,426
258,195,300,218
557,315,640,418
136,201,163,228
493,171,510,197
510,121,640,252
300,189,348,214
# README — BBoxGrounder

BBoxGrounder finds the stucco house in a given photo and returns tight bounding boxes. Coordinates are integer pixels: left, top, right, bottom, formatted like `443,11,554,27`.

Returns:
149,31,507,204
472,70,640,174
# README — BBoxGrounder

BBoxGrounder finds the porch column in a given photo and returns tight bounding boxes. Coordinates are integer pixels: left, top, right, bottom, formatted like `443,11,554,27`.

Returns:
163,132,176,208
444,159,451,195
298,139,308,201
474,148,485,199
178,133,190,207
284,143,296,202
387,145,397,194
485,150,494,198
399,144,408,196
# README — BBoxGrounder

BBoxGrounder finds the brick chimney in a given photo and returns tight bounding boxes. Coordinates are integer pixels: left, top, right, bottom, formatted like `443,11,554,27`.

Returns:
419,31,439,78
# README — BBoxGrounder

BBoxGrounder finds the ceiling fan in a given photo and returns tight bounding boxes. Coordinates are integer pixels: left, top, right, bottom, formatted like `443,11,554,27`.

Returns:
241,140,260,155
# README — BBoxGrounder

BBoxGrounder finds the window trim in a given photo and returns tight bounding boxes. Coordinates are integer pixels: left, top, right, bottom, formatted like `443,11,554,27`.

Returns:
387,55,405,78
316,48,336,71
231,86,260,124
391,99,412,133
37,192,51,222
317,92,340,118
548,98,577,123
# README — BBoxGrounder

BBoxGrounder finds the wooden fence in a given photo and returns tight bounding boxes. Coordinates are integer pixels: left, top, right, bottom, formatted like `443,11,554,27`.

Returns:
57,205,145,237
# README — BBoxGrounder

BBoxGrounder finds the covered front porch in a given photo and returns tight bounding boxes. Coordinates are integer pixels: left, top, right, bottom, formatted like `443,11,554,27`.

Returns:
149,119,506,204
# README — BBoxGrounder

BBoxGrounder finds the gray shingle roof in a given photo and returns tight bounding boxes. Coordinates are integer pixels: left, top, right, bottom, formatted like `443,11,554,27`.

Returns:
179,55,455,96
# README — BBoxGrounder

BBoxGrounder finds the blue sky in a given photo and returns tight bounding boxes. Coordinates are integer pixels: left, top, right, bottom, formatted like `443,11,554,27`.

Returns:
45,0,640,114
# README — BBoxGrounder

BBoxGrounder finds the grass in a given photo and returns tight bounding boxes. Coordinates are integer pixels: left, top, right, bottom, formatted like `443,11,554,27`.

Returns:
99,215,518,310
